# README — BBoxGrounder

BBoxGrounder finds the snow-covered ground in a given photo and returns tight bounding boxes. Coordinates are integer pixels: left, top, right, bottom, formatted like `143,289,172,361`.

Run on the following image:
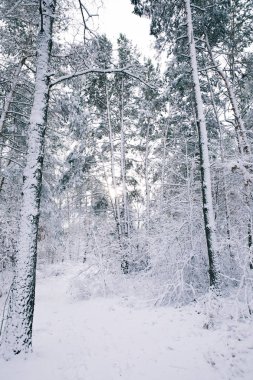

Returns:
0,263,253,380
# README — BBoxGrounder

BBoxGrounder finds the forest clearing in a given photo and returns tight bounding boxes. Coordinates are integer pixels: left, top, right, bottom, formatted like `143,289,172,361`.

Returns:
1,263,253,380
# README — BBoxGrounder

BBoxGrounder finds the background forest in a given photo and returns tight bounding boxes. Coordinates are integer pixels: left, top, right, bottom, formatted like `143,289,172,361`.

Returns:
0,0,253,370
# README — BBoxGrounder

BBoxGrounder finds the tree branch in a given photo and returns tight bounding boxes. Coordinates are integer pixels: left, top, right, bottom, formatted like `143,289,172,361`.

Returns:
50,66,156,90
77,0,98,42
0,156,24,168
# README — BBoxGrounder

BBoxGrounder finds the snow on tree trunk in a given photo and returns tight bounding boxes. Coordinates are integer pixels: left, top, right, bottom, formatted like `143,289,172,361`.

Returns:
105,80,122,238
0,0,56,358
206,71,233,261
144,121,151,234
185,0,221,290
120,78,129,238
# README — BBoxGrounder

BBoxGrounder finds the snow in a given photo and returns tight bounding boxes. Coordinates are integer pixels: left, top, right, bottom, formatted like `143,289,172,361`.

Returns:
1,263,253,380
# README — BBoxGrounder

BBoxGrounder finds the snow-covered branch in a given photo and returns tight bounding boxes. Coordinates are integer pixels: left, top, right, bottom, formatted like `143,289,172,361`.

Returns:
50,66,156,90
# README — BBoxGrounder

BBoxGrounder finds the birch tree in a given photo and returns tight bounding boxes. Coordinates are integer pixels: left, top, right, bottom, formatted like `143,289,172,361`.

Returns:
0,0,57,357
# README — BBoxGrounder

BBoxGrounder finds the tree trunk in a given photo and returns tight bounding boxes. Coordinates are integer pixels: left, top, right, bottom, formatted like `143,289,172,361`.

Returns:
120,78,129,238
185,0,221,290
0,0,56,358
105,80,122,238
144,121,151,234
205,71,233,260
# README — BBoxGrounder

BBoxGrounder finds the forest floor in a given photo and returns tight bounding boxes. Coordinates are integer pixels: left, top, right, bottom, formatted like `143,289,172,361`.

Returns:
0,262,253,380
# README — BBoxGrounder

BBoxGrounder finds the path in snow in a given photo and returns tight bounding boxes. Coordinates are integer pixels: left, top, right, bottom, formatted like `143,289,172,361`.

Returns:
0,264,253,380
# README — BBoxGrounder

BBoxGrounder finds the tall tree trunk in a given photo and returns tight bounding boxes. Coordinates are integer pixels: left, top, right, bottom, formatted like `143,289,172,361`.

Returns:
205,71,232,260
0,0,56,358
105,80,122,238
144,121,151,234
120,78,129,238
119,78,133,272
185,140,194,253
159,125,169,213
185,0,221,290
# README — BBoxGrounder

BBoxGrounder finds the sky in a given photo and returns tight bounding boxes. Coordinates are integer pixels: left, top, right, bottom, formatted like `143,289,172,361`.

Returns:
97,0,156,59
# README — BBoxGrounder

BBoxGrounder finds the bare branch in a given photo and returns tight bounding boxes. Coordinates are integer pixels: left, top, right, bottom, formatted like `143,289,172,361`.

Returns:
198,65,220,73
24,62,36,74
78,0,87,43
123,70,157,90
0,155,24,168
77,0,98,42
190,4,205,12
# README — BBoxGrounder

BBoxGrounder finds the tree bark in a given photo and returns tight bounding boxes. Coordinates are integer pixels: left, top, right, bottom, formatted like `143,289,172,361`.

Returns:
144,121,151,234
120,78,129,238
105,80,122,238
0,0,56,358
185,0,221,290
205,71,233,260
